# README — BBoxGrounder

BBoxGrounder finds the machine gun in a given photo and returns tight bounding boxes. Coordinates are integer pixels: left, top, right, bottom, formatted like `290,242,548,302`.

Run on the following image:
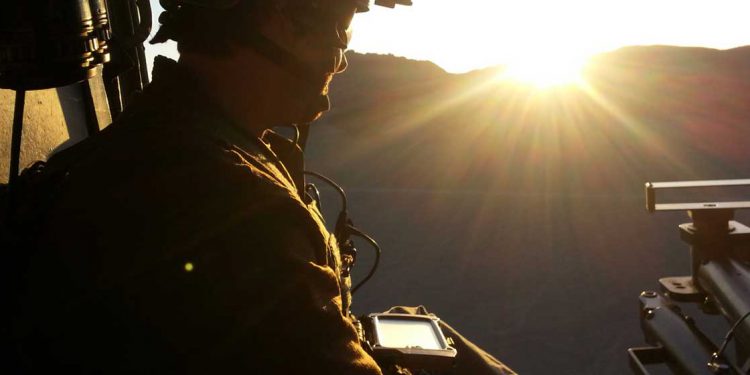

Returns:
629,179,750,374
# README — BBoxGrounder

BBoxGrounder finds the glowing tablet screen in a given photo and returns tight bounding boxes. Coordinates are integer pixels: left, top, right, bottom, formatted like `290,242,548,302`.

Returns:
376,318,443,350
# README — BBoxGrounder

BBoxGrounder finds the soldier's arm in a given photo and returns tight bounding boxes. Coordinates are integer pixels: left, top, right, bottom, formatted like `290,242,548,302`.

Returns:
213,204,381,374
144,156,383,374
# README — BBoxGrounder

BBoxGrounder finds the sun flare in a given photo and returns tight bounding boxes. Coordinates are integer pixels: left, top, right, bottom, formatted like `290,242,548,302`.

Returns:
499,55,590,89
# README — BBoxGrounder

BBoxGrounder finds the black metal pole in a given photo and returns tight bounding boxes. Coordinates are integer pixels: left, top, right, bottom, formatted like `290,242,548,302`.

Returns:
9,90,26,187
133,0,151,86
7,90,26,218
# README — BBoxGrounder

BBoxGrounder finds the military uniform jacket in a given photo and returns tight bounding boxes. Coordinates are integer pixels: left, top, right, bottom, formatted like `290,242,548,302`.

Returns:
10,57,382,374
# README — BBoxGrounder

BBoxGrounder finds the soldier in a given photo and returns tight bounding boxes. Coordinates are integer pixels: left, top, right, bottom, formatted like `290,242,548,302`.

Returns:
9,0,515,373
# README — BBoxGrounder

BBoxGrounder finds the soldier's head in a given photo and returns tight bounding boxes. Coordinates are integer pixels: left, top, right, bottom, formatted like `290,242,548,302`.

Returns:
152,0,409,126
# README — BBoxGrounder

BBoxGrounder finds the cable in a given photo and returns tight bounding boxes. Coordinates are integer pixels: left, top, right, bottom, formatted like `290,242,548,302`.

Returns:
348,224,381,295
303,171,347,211
292,124,301,146
711,310,750,374
303,171,380,294
304,183,321,208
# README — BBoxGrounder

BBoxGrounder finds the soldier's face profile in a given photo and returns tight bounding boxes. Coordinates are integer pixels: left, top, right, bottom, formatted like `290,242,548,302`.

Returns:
284,4,359,121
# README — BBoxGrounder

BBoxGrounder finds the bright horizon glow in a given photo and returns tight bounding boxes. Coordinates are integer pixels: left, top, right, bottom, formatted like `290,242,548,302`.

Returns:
147,0,750,77
499,54,588,88
347,0,750,74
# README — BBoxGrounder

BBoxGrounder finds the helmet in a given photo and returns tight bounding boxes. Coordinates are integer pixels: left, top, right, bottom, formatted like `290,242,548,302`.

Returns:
150,0,411,84
175,0,412,12
370,0,413,10
148,0,411,121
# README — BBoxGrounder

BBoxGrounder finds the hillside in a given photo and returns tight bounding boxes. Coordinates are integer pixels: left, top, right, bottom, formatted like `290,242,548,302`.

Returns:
316,48,750,191
306,47,750,374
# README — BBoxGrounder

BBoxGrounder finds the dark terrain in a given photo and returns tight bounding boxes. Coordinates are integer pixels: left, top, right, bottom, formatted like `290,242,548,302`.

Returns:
305,46,750,374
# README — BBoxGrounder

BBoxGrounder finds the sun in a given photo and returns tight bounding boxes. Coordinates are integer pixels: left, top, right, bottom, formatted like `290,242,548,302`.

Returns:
498,54,590,89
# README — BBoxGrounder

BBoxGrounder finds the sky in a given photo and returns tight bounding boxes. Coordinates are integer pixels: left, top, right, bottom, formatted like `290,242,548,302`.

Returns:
147,0,750,74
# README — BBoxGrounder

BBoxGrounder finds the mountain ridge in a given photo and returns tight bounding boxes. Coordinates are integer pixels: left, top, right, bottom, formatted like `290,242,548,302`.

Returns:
316,45,750,191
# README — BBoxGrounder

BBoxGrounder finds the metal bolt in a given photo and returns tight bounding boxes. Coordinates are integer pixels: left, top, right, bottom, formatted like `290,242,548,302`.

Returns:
644,308,656,320
641,291,657,298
